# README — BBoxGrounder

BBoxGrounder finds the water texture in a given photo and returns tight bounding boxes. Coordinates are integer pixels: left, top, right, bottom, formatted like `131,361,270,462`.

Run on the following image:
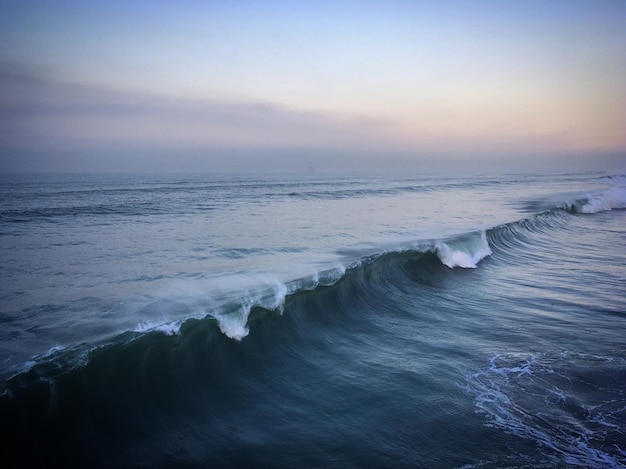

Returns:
1,171,625,468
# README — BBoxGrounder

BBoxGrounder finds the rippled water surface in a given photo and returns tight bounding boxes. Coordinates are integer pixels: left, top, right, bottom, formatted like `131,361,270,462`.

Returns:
1,171,625,467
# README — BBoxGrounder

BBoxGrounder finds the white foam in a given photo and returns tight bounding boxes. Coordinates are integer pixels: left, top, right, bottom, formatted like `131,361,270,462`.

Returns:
133,320,181,335
579,187,626,214
42,345,66,357
435,230,492,269
214,309,250,341
210,281,290,341
266,281,288,313
13,345,78,378
466,352,626,468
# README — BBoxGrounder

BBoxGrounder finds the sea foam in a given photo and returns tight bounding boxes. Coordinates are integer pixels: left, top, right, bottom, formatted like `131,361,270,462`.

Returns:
467,352,626,468
578,187,626,214
435,230,492,268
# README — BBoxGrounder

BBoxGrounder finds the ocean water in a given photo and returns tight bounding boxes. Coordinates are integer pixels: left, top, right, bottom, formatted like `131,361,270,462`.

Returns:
1,170,625,468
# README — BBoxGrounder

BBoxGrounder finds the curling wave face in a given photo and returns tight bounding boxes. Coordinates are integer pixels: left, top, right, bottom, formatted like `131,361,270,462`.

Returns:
2,175,625,376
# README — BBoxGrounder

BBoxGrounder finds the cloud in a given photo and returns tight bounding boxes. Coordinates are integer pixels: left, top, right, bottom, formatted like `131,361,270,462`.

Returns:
1,66,623,173
0,68,395,152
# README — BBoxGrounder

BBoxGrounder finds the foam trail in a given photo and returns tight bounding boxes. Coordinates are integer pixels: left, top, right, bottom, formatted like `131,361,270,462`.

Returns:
435,230,492,269
467,352,626,468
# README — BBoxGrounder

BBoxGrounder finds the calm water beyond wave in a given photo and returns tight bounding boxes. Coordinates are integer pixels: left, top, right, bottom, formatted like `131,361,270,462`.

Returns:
1,171,625,468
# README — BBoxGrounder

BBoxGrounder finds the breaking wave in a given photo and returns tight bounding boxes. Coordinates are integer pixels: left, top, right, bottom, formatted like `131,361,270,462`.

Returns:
567,187,626,214
1,175,624,467
3,186,620,381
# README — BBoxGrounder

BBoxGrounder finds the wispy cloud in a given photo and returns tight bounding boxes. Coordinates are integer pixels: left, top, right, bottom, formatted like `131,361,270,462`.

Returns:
0,68,395,152
1,66,624,173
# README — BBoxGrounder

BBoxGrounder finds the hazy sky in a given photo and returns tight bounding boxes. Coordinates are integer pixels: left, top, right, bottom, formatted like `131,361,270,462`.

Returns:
1,0,625,172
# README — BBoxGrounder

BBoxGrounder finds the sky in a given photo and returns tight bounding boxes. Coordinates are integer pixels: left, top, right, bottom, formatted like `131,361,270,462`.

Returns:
0,0,625,173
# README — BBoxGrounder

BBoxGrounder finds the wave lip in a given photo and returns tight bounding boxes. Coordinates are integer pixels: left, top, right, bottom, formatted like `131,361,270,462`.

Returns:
435,230,492,268
210,281,289,340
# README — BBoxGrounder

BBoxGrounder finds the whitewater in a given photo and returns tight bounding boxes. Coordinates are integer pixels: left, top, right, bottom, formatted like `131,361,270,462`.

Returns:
1,170,625,468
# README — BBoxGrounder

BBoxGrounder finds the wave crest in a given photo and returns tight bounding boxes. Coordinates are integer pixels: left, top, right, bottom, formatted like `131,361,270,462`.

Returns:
5,188,621,377
435,230,492,269
574,187,626,214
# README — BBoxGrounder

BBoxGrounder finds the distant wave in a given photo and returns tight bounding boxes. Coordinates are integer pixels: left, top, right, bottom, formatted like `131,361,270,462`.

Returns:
564,187,626,214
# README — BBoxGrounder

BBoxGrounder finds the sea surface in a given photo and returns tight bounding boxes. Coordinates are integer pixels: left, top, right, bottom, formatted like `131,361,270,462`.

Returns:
1,170,625,468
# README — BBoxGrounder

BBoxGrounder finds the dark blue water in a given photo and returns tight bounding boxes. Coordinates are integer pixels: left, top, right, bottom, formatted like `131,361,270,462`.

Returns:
1,171,625,468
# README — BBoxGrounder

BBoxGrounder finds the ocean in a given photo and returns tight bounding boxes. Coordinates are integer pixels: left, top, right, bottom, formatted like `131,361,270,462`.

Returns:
1,170,625,468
